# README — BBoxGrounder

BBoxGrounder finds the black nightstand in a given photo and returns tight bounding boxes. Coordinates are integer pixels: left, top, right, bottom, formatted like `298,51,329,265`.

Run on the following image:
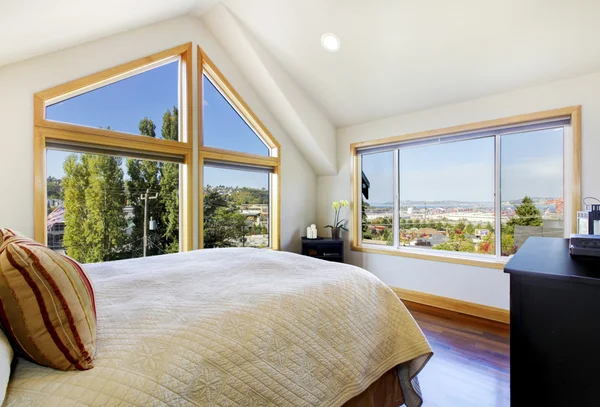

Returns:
301,237,344,263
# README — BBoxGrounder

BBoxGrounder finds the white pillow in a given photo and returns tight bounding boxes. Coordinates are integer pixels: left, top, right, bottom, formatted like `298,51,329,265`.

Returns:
0,329,13,404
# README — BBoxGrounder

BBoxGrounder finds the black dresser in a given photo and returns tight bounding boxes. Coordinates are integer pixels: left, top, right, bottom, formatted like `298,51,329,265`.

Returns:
505,237,600,406
301,237,344,263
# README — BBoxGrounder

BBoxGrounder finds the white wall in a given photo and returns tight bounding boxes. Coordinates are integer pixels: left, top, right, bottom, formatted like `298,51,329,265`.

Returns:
319,70,600,310
0,15,317,253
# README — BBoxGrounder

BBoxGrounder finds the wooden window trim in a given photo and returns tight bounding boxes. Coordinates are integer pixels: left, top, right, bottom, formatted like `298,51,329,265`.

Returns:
197,46,281,250
350,106,582,269
33,43,194,252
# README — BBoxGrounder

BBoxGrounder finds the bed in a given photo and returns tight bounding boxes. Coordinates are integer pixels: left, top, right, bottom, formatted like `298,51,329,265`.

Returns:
3,248,432,407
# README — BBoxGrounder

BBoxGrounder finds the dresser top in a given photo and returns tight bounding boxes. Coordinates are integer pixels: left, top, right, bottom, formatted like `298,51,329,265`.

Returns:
504,237,600,284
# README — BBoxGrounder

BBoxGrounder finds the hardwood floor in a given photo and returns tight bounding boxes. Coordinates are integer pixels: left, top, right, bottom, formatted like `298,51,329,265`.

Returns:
405,301,510,407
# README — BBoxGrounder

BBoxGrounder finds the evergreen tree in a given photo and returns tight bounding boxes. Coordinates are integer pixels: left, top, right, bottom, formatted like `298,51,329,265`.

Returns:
84,155,127,262
508,196,543,227
63,155,89,261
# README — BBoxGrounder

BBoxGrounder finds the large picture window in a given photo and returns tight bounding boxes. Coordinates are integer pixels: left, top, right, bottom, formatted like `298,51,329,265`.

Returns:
352,108,581,268
35,44,282,257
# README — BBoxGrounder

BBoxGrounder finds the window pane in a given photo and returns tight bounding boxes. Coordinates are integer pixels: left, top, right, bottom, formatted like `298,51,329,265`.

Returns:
398,138,495,254
361,151,394,245
46,149,181,263
203,166,270,248
500,128,564,255
202,74,269,156
46,61,180,140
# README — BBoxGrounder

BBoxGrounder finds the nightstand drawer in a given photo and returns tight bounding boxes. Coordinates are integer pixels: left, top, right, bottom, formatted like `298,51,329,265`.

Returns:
301,237,344,263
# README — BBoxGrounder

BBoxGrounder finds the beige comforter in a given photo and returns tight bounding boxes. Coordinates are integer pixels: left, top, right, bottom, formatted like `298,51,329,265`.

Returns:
4,248,432,407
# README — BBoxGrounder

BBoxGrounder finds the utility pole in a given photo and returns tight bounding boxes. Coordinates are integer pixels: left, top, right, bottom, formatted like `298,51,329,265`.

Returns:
141,188,158,257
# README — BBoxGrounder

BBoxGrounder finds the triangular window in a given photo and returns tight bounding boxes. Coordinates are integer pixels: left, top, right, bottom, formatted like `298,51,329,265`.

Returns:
202,73,269,156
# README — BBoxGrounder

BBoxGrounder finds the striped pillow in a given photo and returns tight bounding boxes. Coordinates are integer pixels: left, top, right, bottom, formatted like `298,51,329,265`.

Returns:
0,229,22,245
0,231,96,371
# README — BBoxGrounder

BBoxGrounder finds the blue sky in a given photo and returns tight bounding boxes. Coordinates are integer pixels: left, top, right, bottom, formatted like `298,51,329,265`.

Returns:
362,128,563,204
46,60,269,189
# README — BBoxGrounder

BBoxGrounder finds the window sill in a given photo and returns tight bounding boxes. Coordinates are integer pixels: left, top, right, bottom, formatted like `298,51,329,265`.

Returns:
350,243,508,270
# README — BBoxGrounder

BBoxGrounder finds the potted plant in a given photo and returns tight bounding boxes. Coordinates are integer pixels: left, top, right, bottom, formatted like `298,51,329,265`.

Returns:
326,200,349,239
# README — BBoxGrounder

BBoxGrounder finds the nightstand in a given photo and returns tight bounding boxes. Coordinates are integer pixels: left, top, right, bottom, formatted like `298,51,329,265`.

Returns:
301,237,344,263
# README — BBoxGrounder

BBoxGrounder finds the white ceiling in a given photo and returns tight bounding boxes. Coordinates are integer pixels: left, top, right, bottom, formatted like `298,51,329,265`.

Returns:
0,0,217,68
2,0,600,128
218,0,600,127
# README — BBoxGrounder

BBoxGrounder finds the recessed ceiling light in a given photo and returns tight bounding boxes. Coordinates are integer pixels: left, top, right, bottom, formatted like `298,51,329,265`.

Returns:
321,33,340,52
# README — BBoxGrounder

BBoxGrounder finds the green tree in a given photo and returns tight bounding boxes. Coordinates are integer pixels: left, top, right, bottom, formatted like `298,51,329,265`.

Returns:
84,155,127,262
464,223,475,235
500,232,517,256
62,155,89,261
507,196,543,228
47,176,63,201
457,239,475,252
203,187,247,248
62,154,127,263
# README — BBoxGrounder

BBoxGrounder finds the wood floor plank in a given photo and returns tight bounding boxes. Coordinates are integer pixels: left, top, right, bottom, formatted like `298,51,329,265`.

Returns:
406,301,510,407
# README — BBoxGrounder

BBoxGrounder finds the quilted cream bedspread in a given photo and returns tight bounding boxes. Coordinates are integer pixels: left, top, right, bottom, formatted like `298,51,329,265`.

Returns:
4,248,432,407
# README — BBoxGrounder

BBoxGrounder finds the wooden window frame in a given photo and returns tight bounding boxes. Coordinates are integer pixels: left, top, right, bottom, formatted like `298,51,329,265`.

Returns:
350,106,582,269
33,43,194,252
198,47,281,250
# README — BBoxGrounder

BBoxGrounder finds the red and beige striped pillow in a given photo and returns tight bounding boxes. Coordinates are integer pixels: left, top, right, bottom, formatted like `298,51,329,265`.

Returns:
0,228,22,244
0,230,96,371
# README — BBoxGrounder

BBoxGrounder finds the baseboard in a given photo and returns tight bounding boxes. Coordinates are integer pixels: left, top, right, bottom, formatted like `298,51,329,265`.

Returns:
390,286,510,324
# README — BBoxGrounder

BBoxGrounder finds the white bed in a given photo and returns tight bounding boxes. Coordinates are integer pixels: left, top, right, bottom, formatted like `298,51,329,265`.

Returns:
4,248,431,407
